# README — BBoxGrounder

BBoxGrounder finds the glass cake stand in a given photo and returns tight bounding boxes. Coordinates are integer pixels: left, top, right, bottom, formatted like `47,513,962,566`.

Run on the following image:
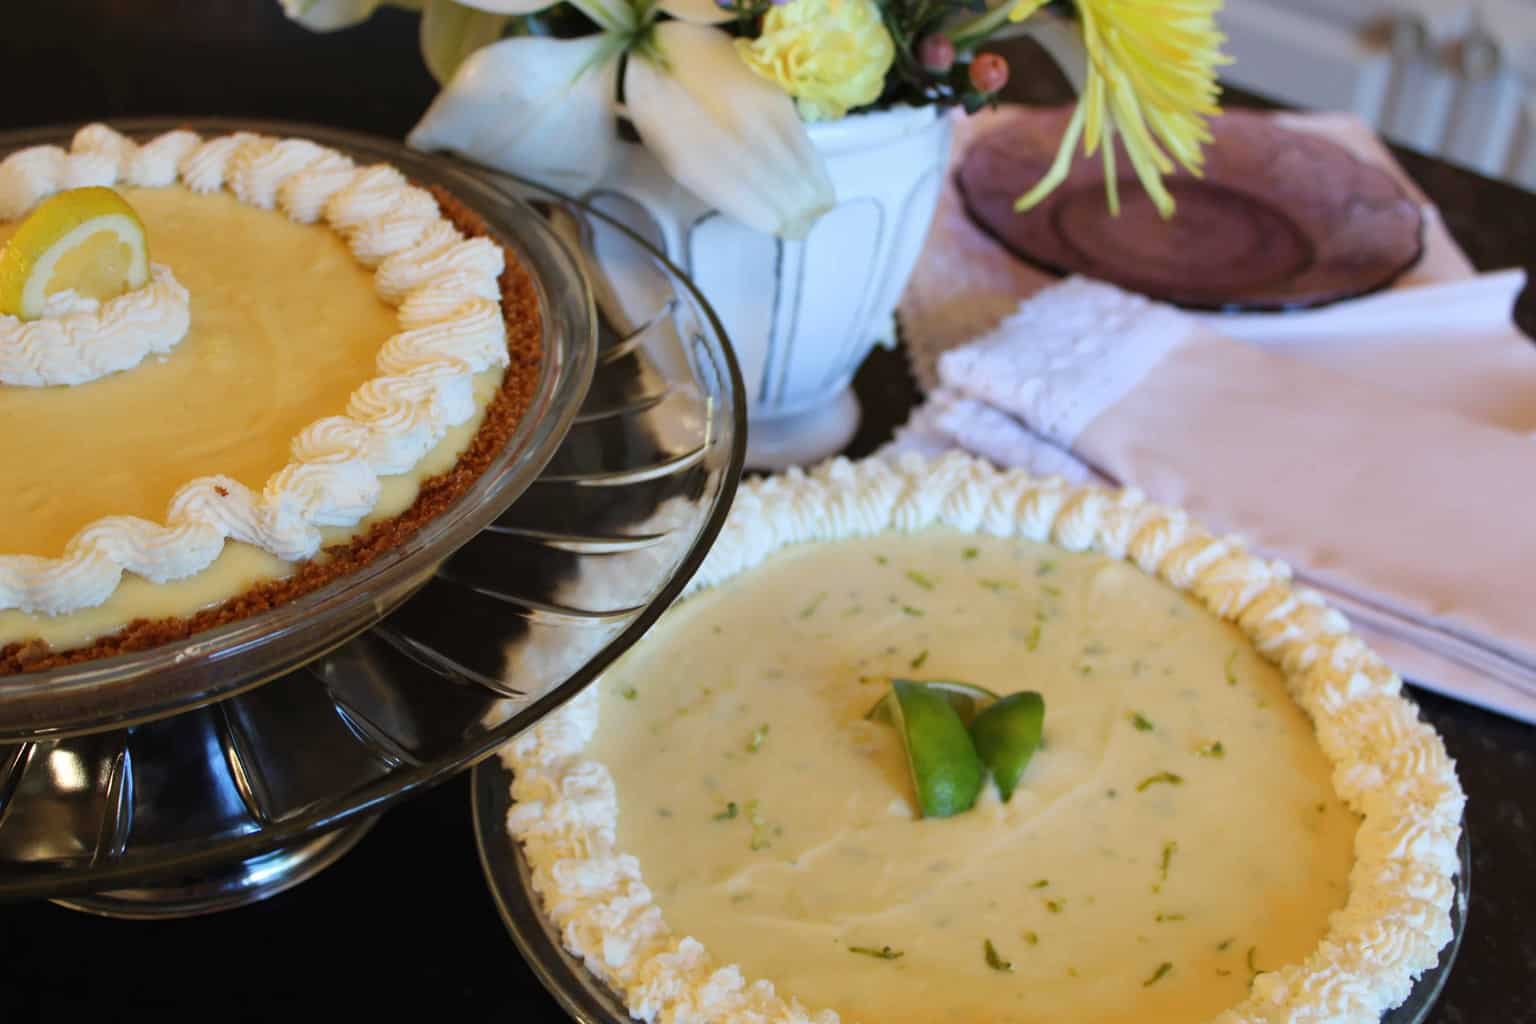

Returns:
475,756,1471,1024
0,120,746,916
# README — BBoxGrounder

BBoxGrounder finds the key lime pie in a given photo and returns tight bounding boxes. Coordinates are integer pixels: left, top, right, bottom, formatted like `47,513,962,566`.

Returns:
0,124,540,673
501,455,1463,1024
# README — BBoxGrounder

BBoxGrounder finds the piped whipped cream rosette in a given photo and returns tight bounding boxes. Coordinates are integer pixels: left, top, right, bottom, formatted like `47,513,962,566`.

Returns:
0,263,190,387
0,124,512,618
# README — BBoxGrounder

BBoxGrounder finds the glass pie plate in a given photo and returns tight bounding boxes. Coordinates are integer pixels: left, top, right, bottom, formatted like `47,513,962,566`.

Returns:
475,755,1469,1023
956,106,1426,312
0,119,746,915
0,118,595,742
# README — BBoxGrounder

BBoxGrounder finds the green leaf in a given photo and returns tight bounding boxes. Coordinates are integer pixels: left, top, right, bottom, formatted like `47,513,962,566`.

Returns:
420,0,512,84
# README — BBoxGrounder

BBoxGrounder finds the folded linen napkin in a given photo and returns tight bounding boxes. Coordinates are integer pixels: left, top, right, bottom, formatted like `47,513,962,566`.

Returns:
1213,270,1536,433
905,277,1536,724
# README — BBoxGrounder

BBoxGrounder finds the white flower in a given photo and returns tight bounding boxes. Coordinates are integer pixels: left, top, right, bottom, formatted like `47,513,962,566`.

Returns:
404,0,835,238
279,0,422,32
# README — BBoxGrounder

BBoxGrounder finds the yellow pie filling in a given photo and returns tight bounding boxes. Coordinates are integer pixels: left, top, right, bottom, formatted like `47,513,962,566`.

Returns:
0,187,503,651
588,531,1358,1024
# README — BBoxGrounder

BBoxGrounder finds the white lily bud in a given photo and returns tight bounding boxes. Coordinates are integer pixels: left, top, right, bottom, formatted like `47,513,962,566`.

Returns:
279,0,394,32
624,22,835,240
408,35,622,196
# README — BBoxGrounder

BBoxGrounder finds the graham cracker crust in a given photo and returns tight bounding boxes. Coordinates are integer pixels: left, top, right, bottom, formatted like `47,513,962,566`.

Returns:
0,185,544,676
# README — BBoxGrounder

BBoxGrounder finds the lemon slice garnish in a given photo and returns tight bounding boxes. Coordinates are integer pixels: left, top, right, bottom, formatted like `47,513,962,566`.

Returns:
888,679,986,819
0,187,149,320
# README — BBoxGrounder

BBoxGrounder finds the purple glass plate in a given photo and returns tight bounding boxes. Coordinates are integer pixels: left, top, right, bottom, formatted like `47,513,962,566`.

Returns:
957,107,1425,312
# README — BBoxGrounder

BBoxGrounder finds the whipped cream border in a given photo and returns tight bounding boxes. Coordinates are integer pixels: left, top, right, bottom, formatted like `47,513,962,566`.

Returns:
0,124,511,617
501,453,1464,1024
0,263,191,387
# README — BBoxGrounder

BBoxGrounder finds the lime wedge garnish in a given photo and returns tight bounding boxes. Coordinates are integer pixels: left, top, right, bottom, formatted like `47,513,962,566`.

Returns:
866,679,1000,725
970,691,1045,802
889,679,986,818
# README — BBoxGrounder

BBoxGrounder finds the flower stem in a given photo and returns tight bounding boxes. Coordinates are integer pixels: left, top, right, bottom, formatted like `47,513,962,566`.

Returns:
946,0,1035,50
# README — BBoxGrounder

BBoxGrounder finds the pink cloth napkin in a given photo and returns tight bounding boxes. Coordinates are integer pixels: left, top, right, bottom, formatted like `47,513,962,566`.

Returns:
903,278,1536,724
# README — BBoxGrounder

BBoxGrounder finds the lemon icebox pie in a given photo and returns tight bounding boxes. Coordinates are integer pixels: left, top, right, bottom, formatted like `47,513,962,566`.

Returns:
0,124,541,673
501,455,1463,1024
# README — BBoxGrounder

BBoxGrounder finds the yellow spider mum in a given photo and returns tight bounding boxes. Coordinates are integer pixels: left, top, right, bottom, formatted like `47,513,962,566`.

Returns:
1013,0,1230,218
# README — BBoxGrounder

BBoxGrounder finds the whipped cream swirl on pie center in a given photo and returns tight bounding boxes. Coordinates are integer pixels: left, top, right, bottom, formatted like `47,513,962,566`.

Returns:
0,263,191,387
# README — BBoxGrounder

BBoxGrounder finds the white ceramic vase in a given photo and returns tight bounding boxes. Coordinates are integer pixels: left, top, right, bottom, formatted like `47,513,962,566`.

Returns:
585,105,954,468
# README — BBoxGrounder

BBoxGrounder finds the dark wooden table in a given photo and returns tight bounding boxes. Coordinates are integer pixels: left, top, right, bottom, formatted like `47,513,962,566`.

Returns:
2,6,1533,1021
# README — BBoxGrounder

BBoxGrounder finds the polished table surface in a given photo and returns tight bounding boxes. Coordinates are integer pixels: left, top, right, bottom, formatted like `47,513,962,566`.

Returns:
2,5,1534,1020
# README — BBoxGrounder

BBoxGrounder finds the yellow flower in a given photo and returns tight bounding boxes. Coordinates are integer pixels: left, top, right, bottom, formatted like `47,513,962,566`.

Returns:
1013,0,1230,218
735,0,896,122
